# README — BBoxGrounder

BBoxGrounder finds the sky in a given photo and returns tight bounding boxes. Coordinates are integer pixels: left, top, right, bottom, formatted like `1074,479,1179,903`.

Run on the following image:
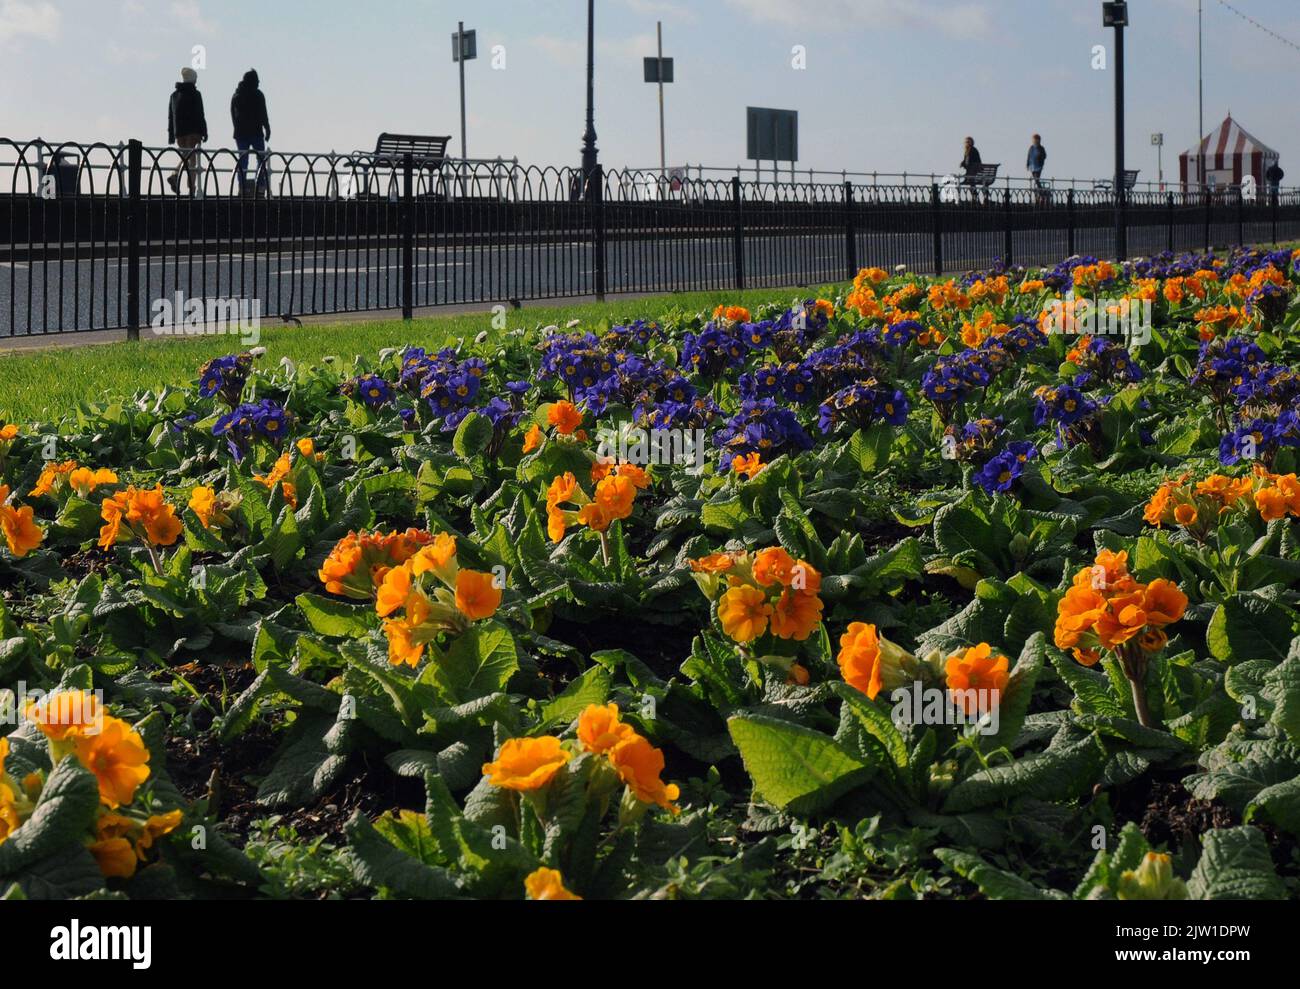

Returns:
1,0,1299,184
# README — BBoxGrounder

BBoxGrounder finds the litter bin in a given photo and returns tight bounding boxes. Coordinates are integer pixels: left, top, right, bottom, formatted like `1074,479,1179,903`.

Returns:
43,152,80,196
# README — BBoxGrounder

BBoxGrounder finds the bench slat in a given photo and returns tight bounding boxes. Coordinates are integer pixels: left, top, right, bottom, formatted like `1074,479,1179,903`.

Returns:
372,133,452,168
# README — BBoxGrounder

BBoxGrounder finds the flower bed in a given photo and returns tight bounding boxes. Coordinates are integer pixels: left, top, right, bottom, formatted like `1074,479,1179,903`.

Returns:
2,248,1300,900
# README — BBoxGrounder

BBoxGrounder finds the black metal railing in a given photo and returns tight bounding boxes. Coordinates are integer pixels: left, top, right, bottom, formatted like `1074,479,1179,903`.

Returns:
4,137,1300,338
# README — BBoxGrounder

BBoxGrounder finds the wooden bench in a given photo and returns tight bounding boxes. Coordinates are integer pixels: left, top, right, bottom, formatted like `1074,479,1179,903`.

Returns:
962,163,999,202
964,163,1000,188
372,133,451,172
1092,170,1139,193
340,134,451,200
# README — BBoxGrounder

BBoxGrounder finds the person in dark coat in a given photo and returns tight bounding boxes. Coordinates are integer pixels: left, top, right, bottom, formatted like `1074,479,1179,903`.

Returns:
961,136,986,201
231,69,272,195
1027,134,1047,187
167,67,208,194
1266,161,1284,200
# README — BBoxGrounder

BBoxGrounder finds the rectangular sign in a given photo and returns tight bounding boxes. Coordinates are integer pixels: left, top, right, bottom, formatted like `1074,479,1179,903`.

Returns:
643,57,674,83
452,29,477,61
746,107,798,163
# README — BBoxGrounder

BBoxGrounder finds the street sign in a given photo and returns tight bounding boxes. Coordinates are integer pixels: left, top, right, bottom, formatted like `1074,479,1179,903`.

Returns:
1150,133,1163,146
643,57,674,84
746,107,798,163
1102,2,1129,27
452,29,477,61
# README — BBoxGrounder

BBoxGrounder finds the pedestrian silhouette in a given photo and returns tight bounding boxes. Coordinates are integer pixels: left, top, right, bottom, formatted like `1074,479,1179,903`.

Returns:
1266,161,1284,201
232,69,272,196
167,67,208,195
961,136,985,202
1027,134,1046,187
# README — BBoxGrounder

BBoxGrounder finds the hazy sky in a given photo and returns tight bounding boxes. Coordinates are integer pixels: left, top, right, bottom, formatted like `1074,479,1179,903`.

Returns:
2,0,1299,182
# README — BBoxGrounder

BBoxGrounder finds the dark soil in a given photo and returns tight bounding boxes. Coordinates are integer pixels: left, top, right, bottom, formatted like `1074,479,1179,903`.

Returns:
1115,773,1237,849
546,612,700,680
1111,768,1298,871
162,659,424,847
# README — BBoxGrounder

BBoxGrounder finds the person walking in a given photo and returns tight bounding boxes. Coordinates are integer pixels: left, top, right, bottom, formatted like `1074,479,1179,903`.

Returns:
1027,134,1047,187
231,69,272,196
1266,161,1284,202
167,67,208,195
961,136,985,202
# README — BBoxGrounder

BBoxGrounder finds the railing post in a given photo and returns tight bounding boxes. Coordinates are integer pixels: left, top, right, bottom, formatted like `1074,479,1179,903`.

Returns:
1236,188,1244,246
844,181,858,278
1204,190,1212,252
125,139,142,341
401,152,414,320
1116,186,1127,262
931,183,942,277
1166,192,1174,252
732,176,745,290
1002,188,1012,266
1066,188,1075,257
1272,188,1279,245
592,163,606,300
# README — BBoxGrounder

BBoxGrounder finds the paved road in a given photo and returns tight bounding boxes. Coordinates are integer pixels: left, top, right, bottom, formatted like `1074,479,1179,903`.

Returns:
0,223,1270,339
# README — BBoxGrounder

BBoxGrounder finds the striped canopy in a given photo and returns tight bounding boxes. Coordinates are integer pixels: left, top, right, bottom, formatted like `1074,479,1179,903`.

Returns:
1180,115,1279,188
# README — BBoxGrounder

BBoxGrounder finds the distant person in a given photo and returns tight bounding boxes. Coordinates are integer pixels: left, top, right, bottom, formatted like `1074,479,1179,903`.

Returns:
167,67,208,195
231,69,272,196
1266,161,1284,200
1027,134,1047,188
961,136,985,201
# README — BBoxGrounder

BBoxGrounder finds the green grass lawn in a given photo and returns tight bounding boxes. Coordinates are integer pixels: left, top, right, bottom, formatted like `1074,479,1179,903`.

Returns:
0,285,839,424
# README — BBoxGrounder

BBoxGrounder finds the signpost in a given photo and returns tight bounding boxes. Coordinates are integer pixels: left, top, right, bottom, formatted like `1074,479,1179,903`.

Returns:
746,107,798,182
642,22,674,178
1152,132,1164,189
451,23,477,159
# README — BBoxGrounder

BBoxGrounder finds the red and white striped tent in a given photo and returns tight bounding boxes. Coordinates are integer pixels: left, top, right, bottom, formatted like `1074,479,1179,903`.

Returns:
1180,115,1279,190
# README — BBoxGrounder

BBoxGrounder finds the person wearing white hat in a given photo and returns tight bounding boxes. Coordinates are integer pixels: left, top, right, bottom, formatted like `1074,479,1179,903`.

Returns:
167,67,208,194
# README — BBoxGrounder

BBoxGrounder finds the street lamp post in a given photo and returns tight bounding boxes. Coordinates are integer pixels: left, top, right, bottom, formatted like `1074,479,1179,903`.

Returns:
1104,1,1128,260
580,0,599,201
1198,0,1205,191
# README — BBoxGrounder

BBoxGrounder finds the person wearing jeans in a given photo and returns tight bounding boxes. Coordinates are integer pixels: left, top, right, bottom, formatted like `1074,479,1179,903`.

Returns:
1027,134,1047,188
231,69,272,196
167,67,208,195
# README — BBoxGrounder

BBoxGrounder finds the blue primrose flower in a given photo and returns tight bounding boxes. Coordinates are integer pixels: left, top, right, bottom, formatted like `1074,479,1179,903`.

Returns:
817,382,910,434
713,397,813,471
197,353,254,406
974,441,1037,494
346,373,394,408
212,398,294,461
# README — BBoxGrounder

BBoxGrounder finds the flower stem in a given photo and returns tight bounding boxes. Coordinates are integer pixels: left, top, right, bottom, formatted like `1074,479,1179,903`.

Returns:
1120,644,1157,730
1129,675,1156,730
